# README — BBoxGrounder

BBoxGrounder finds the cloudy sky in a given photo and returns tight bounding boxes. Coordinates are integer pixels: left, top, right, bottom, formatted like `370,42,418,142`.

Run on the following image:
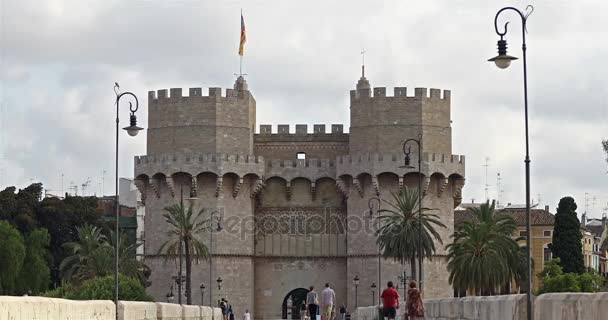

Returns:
1,0,606,218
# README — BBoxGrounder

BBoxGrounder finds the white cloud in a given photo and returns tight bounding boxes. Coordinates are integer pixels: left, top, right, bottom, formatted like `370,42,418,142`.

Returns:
0,0,607,217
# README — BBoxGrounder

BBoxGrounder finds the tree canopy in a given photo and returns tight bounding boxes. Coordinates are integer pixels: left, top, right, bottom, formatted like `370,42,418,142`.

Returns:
551,197,584,274
0,221,25,294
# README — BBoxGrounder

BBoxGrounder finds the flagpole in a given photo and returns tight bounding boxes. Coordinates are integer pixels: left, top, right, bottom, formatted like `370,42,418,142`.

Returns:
240,55,243,77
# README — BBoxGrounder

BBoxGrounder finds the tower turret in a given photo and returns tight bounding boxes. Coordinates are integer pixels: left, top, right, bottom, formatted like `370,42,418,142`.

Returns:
348,73,452,156
146,76,256,155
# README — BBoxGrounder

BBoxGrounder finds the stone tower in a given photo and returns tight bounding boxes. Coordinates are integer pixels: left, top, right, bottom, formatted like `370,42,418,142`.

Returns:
134,71,465,319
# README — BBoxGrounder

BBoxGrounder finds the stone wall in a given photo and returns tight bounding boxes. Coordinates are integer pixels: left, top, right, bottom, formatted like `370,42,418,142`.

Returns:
0,296,220,320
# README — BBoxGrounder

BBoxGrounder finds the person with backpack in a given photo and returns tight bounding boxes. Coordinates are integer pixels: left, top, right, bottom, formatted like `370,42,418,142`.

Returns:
306,286,319,320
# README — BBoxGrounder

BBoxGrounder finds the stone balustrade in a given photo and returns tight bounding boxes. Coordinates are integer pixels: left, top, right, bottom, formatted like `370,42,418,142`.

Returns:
0,296,221,320
352,293,608,320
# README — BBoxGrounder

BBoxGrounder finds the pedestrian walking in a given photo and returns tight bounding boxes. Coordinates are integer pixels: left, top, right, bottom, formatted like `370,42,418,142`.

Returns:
339,305,346,320
220,299,227,320
320,283,336,320
306,286,319,320
380,281,399,320
406,281,424,320
243,309,251,320
301,301,308,320
227,300,235,320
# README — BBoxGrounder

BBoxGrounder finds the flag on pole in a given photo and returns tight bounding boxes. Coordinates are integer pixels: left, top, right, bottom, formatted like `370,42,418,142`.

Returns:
238,11,246,56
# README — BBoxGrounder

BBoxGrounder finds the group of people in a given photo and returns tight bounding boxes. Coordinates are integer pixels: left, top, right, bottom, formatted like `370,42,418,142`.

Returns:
303,281,424,320
381,280,424,320
304,283,340,320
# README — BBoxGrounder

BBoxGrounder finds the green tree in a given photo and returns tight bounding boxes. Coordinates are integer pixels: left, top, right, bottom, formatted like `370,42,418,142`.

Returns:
446,201,524,295
60,224,110,282
36,195,103,286
17,228,51,294
551,197,584,274
158,203,210,305
45,274,153,301
0,220,26,294
375,187,446,281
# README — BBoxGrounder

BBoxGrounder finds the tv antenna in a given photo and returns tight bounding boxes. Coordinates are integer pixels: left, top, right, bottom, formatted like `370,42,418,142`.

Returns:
483,157,491,201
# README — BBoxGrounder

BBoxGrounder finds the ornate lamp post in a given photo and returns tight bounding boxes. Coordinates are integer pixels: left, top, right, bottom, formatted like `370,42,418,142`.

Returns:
353,275,360,309
216,277,223,305
200,283,206,306
370,283,377,306
367,197,382,304
209,211,223,305
401,138,423,292
488,6,534,320
113,83,143,319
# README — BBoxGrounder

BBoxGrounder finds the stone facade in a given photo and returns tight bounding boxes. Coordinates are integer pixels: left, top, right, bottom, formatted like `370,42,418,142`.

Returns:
134,74,465,319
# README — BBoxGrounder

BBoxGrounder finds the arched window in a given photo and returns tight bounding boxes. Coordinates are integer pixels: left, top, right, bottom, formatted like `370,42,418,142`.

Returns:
297,152,306,160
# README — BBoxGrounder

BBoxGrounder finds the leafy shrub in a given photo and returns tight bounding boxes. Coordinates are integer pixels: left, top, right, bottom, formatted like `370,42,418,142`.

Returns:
44,274,153,301
538,258,604,294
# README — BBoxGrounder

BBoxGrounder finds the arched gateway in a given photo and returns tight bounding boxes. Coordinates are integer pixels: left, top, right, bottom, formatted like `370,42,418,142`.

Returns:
282,288,309,320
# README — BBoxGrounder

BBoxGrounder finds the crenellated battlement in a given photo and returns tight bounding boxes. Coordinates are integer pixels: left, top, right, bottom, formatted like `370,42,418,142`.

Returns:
135,153,264,165
134,152,265,179
257,124,345,135
350,87,451,101
337,152,465,178
148,86,247,101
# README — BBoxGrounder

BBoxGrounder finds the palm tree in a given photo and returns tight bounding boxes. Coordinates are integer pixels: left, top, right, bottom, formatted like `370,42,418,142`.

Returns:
107,230,148,285
376,187,446,281
60,224,110,282
158,203,210,305
60,224,149,285
446,201,524,295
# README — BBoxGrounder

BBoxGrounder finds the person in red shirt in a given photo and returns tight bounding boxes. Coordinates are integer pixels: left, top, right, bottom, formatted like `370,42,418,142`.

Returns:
380,281,400,320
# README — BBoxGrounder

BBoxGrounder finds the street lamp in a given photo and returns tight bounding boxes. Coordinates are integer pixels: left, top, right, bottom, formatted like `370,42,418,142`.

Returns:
488,6,534,320
353,275,360,309
400,138,423,292
370,283,377,306
209,211,223,306
216,277,223,304
367,197,382,305
113,82,143,319
200,283,206,306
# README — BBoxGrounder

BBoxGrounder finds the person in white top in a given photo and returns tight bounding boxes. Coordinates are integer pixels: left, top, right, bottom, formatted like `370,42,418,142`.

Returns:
242,309,250,320
320,283,336,320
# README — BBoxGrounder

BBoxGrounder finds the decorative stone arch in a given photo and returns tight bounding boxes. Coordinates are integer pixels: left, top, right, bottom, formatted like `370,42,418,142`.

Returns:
289,177,313,202
429,172,447,197
377,172,400,195
336,174,352,199
150,172,167,199
449,173,465,207
353,173,372,198
170,171,194,199
282,287,309,320
402,172,427,194
261,176,289,204
134,174,150,204
220,172,240,198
